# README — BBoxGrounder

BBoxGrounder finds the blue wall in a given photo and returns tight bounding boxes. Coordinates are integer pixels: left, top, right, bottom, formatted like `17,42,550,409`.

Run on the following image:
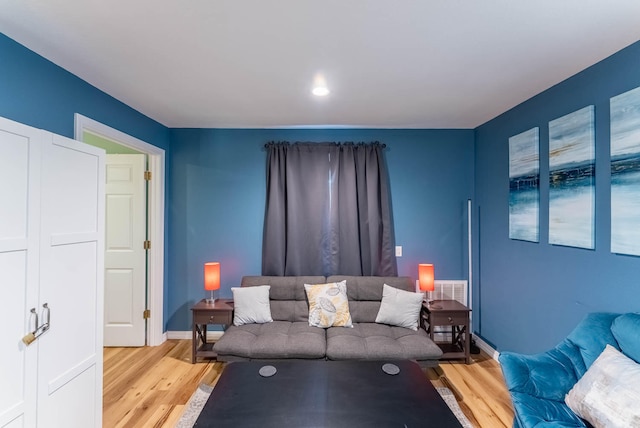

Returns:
9,30,636,349
0,33,172,330
167,128,474,330
475,41,640,354
0,34,169,148
0,33,475,335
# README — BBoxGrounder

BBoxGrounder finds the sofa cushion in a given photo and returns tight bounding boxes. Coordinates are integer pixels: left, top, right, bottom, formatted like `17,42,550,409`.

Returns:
510,391,587,428
565,345,640,428
241,276,325,322
213,321,326,359
327,276,414,299
566,312,620,376
375,284,423,330
327,276,413,323
325,322,442,361
499,342,582,402
611,312,640,364
304,280,353,328
500,312,631,428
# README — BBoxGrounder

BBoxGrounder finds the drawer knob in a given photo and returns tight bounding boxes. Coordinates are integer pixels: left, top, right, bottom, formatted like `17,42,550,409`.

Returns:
448,317,453,323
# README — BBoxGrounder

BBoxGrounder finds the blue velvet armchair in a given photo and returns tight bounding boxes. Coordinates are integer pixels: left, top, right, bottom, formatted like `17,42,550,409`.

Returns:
499,312,640,428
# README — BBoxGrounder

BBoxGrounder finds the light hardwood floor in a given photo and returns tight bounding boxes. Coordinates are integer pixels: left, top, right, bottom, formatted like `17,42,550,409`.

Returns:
103,340,514,428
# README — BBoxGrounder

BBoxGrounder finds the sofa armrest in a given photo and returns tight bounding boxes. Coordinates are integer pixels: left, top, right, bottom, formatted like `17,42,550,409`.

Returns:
499,343,579,402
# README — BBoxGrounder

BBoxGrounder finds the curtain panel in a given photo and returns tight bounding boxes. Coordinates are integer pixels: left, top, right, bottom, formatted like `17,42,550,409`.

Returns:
262,142,397,277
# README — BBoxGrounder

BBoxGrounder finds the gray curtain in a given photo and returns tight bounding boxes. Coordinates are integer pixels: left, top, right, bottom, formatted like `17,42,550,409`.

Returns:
262,142,397,276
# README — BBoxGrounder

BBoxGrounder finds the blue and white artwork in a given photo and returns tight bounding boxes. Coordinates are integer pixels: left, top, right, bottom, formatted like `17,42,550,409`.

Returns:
509,128,539,242
548,106,595,249
611,87,640,256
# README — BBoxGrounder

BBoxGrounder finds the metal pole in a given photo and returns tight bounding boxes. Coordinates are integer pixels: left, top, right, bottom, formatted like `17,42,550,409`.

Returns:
467,198,473,333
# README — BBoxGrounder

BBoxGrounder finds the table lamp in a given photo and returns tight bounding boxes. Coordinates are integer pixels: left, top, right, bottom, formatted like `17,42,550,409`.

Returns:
419,263,439,307
204,262,220,303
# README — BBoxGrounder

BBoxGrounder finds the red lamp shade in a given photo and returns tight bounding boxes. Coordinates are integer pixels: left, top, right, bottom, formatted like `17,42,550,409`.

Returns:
204,262,220,291
418,264,435,292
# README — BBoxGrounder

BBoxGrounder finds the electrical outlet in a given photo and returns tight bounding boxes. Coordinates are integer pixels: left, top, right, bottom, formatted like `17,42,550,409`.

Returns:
395,246,402,257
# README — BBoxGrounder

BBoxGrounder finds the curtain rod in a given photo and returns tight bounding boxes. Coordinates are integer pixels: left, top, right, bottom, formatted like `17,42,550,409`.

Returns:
264,141,386,148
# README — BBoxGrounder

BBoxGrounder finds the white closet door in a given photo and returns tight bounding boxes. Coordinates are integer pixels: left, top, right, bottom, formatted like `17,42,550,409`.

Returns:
37,134,104,428
0,118,41,428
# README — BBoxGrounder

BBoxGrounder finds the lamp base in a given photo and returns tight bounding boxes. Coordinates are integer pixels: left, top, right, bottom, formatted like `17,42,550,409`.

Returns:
205,290,217,304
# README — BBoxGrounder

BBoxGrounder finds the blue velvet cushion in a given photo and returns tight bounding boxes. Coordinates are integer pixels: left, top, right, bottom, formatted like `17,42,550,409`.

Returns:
565,312,620,375
510,391,587,427
500,312,625,428
611,312,640,363
499,343,580,401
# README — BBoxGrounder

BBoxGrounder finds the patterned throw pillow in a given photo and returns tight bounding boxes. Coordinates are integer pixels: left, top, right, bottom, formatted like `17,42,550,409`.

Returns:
304,280,353,328
565,344,640,428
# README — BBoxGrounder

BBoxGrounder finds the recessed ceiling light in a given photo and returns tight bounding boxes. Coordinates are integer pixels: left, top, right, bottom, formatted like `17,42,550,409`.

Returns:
312,86,330,96
312,73,330,97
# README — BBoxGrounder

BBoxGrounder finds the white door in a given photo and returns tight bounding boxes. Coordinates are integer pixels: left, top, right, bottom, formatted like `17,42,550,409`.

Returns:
0,118,104,428
37,133,105,428
104,154,147,346
0,118,41,428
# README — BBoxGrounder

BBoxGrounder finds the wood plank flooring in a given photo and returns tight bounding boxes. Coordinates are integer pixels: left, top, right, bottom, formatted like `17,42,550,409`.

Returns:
103,340,513,428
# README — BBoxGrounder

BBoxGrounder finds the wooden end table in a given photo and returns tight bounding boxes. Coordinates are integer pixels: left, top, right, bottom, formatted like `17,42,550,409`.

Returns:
422,300,471,364
191,298,233,363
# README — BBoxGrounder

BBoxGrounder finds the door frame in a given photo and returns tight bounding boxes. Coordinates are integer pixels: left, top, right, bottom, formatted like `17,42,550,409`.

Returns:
74,114,165,346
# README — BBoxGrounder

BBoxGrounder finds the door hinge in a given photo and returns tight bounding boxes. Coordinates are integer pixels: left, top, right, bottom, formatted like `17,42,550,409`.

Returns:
144,240,151,250
144,170,152,181
143,309,151,319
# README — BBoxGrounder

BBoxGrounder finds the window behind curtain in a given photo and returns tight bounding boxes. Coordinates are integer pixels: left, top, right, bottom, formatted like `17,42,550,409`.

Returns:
262,142,397,276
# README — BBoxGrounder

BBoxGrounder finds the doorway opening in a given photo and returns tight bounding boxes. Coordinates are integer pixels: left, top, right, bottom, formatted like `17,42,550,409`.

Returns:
74,114,165,346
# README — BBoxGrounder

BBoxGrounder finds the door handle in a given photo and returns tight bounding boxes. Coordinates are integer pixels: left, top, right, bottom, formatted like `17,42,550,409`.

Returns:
21,303,51,346
41,303,50,332
22,308,38,345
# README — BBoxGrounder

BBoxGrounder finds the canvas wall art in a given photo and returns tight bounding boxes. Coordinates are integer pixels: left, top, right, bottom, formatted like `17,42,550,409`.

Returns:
548,106,595,249
509,127,540,242
610,86,640,256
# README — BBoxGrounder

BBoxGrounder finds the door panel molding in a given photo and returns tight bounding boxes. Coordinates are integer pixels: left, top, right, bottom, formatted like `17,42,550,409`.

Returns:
0,117,41,428
104,154,146,346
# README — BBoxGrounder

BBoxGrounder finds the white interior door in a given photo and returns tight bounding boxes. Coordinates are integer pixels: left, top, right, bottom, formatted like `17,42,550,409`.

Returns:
0,118,40,428
104,154,147,347
37,133,104,428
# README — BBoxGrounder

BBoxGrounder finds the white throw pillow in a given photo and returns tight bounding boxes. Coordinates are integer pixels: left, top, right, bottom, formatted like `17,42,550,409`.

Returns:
565,344,640,428
375,283,424,331
231,285,273,326
304,280,353,328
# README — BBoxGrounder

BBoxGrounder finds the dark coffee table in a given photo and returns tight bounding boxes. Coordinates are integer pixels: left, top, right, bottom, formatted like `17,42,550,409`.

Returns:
194,360,463,427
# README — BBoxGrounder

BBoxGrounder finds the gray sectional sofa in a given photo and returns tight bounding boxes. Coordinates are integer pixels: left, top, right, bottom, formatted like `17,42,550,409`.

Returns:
213,275,443,366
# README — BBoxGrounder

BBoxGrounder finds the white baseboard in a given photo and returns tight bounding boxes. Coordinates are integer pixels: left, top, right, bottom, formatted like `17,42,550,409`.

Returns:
473,334,500,361
166,330,224,341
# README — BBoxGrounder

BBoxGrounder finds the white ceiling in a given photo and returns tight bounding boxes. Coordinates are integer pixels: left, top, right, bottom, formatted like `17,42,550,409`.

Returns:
1,1,640,129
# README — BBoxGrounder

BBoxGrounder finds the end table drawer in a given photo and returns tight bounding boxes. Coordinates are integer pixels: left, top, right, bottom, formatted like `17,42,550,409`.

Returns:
195,312,232,325
430,312,468,326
